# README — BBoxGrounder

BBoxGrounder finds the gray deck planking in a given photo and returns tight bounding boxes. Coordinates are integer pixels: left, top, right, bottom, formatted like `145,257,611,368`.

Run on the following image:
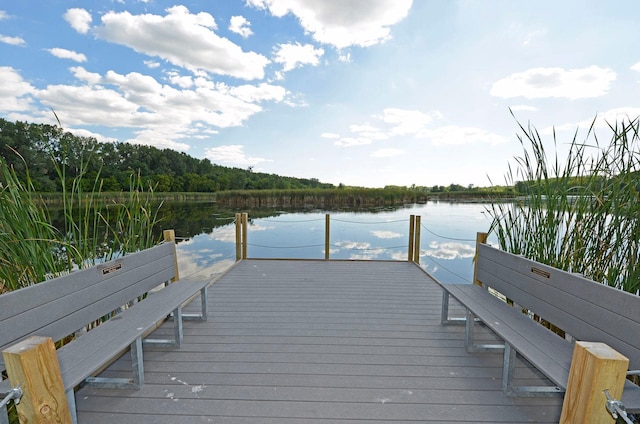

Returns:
74,259,563,423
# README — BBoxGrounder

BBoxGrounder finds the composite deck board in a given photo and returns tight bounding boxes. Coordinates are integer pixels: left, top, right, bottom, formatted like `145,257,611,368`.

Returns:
75,259,563,423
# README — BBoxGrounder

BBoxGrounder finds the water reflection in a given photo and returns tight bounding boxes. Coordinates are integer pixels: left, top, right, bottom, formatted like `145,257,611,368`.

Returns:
162,201,494,284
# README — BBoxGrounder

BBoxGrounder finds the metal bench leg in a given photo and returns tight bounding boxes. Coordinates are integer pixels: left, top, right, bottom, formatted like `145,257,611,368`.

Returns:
173,306,183,348
1,403,8,424
465,310,504,353
502,343,564,397
183,287,209,321
131,336,144,388
84,337,144,389
143,307,184,348
441,290,466,325
66,389,78,424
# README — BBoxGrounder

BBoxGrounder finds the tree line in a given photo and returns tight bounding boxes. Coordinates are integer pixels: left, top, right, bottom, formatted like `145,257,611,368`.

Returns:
0,118,335,193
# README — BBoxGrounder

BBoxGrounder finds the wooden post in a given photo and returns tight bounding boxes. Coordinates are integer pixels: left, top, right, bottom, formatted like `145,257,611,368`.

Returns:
163,229,179,282
560,341,629,424
413,215,421,264
408,215,415,261
241,212,248,259
325,214,330,261
2,336,73,424
473,232,488,286
235,213,242,261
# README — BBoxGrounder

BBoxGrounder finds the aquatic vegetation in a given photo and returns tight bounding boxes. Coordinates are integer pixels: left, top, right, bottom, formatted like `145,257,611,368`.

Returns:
488,115,640,294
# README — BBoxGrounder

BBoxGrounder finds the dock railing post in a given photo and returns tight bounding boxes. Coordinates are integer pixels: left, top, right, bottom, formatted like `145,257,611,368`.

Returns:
325,214,330,260
413,216,421,264
163,229,179,282
3,336,73,424
408,215,415,261
473,232,488,286
235,213,242,261
559,341,629,424
241,212,248,259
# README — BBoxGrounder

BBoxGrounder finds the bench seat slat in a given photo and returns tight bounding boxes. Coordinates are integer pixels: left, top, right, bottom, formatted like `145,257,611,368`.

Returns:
444,284,574,388
58,279,209,390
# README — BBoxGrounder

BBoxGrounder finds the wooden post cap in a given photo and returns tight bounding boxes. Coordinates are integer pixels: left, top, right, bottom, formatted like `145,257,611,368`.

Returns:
3,336,73,424
560,341,629,424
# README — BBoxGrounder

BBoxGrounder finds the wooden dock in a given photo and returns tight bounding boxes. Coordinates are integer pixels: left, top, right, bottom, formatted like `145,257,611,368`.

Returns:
74,259,563,423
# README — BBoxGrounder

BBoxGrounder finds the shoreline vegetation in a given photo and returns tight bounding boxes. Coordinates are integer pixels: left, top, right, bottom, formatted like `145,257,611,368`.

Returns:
1,115,640,296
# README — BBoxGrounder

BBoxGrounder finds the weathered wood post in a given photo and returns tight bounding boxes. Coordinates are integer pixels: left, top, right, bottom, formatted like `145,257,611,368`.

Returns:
325,214,330,261
241,212,248,259
235,213,242,261
473,232,488,286
413,215,421,264
3,336,73,423
559,341,629,424
408,215,415,261
163,229,179,282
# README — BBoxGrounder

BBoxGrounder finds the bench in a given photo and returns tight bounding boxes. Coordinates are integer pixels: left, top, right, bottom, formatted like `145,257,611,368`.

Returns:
438,242,640,413
0,239,210,423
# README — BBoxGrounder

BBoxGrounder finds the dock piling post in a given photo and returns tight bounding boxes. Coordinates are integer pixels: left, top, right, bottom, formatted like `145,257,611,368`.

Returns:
325,214,330,260
560,341,628,424
3,336,73,424
408,215,415,261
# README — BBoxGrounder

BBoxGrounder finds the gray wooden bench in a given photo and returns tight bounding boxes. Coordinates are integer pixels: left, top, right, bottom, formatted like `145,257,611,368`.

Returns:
0,240,210,423
438,242,640,412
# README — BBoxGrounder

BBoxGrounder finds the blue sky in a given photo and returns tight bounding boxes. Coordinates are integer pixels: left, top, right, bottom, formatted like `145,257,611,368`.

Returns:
2,1,640,188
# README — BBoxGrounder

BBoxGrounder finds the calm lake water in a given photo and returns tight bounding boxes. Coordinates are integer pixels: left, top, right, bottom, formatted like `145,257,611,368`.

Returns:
162,201,497,284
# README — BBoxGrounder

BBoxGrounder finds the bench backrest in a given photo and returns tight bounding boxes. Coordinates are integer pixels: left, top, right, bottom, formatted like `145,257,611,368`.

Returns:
0,242,176,357
476,243,640,370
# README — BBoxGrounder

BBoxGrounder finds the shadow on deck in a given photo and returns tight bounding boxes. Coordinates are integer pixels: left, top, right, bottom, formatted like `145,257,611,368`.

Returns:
75,259,563,423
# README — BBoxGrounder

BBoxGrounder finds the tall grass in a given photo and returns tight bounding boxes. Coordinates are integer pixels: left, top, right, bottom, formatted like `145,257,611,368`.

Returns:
0,136,163,294
487,115,640,294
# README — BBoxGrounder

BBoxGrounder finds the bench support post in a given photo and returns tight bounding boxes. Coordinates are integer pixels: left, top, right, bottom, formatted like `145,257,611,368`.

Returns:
560,341,629,423
183,287,209,321
85,337,144,389
502,343,564,397
464,310,504,353
2,336,73,424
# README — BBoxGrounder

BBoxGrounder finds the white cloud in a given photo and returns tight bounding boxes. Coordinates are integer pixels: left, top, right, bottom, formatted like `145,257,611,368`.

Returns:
491,66,616,99
0,11,8,21
229,82,287,103
334,137,372,147
204,145,270,167
380,108,441,135
632,62,640,72
70,66,102,85
273,42,324,73
543,107,640,134
0,67,35,112
371,148,404,158
423,241,475,260
64,8,92,34
247,0,412,49
0,35,26,46
47,48,87,63
229,15,253,38
417,126,507,146
349,123,388,140
144,60,160,69
371,230,402,239
95,6,269,80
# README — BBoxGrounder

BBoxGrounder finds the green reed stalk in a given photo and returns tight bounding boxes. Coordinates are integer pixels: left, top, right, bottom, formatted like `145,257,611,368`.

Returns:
0,126,163,292
0,152,71,293
488,115,640,293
